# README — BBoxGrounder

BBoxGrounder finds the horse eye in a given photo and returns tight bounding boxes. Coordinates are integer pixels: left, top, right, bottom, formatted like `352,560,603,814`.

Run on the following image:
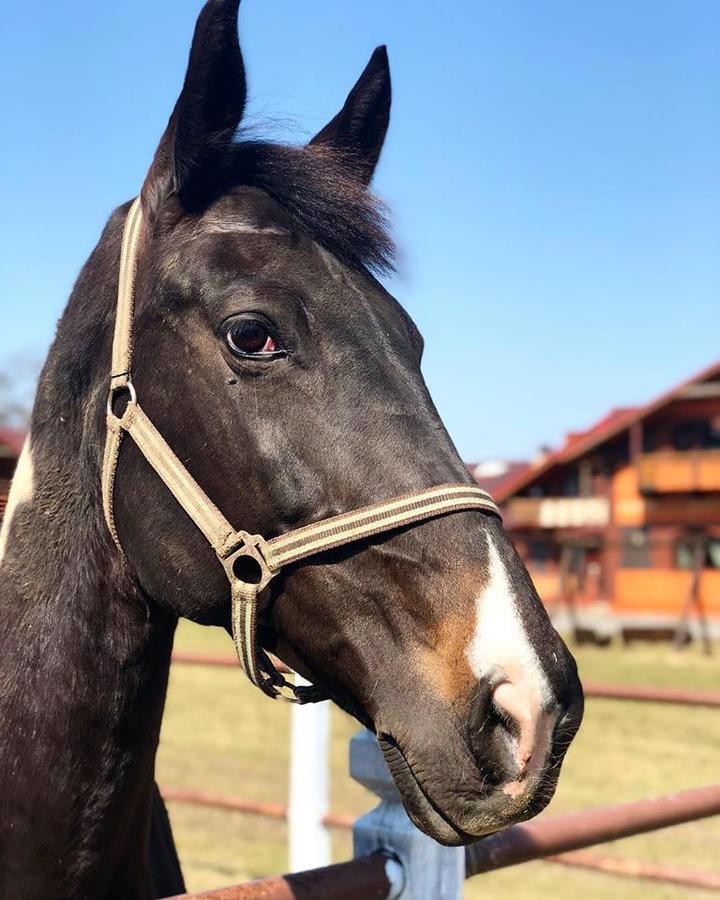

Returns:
226,319,279,357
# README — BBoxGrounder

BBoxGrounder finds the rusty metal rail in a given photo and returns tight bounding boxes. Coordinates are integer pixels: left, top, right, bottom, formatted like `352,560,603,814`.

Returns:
466,783,720,877
171,651,720,708
168,652,720,894
166,785,720,898
582,681,720,708
161,786,720,890
166,853,392,900
545,850,720,892
171,652,240,668
161,787,354,830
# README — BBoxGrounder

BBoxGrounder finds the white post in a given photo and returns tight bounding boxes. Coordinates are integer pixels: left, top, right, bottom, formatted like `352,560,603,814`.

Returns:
287,676,331,872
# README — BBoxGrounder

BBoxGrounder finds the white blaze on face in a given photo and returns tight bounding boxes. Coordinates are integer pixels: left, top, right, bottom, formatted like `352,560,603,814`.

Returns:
466,534,555,796
0,436,34,566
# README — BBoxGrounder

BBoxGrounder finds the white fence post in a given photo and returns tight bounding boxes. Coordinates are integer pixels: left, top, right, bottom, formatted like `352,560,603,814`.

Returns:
351,729,464,900
287,677,331,872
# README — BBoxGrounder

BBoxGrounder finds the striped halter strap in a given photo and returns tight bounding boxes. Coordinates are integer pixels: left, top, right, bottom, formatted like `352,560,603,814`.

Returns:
101,198,501,702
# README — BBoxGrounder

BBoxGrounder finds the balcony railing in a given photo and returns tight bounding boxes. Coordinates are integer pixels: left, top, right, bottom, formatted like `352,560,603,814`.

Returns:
638,450,720,494
507,496,610,529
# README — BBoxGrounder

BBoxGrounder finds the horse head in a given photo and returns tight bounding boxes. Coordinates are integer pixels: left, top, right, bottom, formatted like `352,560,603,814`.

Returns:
110,0,583,844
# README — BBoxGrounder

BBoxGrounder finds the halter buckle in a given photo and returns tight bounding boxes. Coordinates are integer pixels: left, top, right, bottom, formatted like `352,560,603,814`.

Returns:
221,531,275,593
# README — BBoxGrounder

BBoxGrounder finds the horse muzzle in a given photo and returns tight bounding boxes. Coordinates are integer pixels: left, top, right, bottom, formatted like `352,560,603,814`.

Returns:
376,686,584,846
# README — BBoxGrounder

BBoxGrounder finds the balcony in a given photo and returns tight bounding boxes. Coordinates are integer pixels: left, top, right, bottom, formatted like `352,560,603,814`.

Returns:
637,450,720,494
507,496,610,529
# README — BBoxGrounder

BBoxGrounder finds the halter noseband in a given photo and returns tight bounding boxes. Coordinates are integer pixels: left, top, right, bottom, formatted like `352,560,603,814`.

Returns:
102,199,501,702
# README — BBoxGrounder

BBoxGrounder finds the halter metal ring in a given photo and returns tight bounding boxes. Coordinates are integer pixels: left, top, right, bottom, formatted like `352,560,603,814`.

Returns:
221,531,275,593
106,380,138,417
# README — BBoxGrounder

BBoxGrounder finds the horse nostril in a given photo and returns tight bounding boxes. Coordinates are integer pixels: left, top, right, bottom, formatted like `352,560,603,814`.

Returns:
488,679,556,784
488,692,521,747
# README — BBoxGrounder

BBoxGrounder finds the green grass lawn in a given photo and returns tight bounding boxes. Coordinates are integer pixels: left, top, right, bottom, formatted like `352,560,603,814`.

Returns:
157,622,719,898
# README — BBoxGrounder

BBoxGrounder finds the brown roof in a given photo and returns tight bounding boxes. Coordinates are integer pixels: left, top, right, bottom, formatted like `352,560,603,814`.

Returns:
494,359,720,503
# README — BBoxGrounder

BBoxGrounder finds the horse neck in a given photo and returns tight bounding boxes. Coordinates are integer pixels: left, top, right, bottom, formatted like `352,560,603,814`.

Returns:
0,214,176,898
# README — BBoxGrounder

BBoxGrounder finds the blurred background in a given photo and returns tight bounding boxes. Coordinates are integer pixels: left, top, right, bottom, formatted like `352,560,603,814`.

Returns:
1,1,718,897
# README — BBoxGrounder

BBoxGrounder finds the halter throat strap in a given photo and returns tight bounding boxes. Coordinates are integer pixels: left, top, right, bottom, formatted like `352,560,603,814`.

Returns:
101,198,501,702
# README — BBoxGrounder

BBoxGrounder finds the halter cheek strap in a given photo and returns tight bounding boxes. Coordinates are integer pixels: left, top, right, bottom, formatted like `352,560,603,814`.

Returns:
101,198,501,703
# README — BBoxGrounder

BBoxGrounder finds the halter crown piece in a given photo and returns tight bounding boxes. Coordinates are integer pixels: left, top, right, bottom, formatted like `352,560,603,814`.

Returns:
102,198,501,702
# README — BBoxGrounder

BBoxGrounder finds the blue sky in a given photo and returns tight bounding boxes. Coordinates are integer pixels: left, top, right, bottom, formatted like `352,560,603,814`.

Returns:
1,1,718,459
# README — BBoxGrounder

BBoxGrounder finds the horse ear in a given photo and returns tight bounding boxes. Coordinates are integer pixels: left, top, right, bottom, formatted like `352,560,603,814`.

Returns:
310,46,391,186
141,0,246,217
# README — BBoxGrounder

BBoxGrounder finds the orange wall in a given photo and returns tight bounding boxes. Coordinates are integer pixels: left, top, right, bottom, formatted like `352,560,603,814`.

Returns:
610,463,720,526
638,450,720,493
526,565,720,618
614,569,720,617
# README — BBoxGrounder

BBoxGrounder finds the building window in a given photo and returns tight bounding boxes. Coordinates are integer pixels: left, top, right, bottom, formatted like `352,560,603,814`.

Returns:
675,540,695,570
675,537,720,570
708,417,720,449
710,540,720,569
621,528,650,568
561,472,579,497
671,419,720,451
527,539,552,572
643,424,662,453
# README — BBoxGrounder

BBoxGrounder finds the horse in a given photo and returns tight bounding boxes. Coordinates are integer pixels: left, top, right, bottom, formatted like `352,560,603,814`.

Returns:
0,1,583,897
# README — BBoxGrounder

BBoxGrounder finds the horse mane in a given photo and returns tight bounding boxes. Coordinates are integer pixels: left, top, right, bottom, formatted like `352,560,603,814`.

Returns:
219,140,396,275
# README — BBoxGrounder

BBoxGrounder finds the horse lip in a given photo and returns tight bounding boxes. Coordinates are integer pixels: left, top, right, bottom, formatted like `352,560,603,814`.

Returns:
377,728,568,845
377,734,480,846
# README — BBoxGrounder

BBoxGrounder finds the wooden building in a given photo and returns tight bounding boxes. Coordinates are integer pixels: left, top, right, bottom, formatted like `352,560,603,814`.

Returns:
486,362,720,634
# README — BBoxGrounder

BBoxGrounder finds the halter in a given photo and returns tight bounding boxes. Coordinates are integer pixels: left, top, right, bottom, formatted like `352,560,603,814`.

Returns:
102,198,501,702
